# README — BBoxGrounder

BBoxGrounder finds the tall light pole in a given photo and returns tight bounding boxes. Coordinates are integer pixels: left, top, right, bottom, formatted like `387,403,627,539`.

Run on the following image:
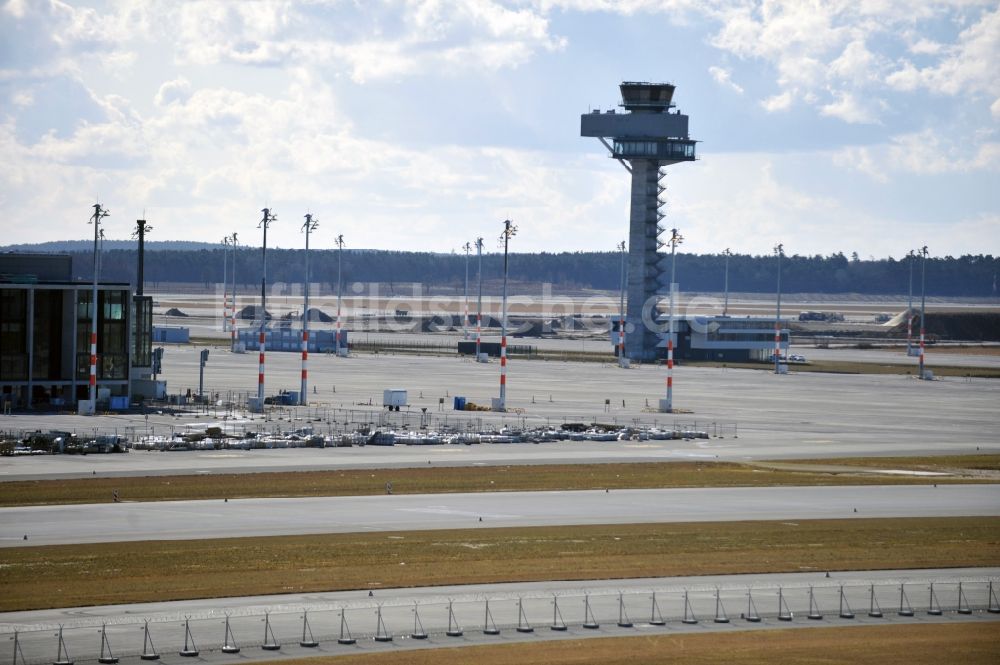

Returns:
919,245,928,379
97,229,106,280
475,236,484,360
662,228,682,412
906,249,915,356
87,203,109,414
722,248,732,317
463,242,472,339
300,214,318,405
774,243,784,374
496,220,517,412
257,208,276,406
617,240,627,367
229,233,238,351
334,234,345,356
221,237,230,333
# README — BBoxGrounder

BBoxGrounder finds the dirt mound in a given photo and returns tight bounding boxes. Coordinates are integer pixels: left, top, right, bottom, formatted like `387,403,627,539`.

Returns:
238,305,272,321
164,308,188,317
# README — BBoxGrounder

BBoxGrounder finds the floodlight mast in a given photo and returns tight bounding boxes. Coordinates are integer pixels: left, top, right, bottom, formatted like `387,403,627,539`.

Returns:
722,248,732,317
617,240,627,367
475,237,484,359
257,208,276,405
664,228,682,412
97,228,106,281
88,203,109,414
774,243,784,374
907,249,915,356
300,214,319,405
919,245,928,379
463,242,472,340
334,234,345,355
221,237,230,334
229,233,238,351
496,220,517,412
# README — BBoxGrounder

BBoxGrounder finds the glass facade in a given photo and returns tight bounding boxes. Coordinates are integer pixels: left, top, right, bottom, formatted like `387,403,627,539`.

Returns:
0,289,27,380
131,295,153,368
612,140,696,159
76,288,129,381
32,289,62,379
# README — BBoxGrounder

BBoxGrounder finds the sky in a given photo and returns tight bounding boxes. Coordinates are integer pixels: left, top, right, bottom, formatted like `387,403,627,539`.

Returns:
0,0,998,258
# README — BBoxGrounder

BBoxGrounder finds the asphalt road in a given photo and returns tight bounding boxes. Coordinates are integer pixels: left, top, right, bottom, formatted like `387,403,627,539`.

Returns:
3,484,998,548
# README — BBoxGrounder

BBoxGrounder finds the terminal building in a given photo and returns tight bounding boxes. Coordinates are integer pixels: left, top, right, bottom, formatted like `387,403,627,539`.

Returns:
0,253,152,410
615,314,789,362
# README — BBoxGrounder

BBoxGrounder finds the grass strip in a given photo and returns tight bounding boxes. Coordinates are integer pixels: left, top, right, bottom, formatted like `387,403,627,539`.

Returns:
2,456,997,507
2,517,998,612
265,623,1000,665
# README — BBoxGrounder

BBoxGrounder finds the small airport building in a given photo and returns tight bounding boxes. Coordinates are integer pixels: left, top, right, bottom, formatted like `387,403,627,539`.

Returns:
615,315,790,362
0,253,152,410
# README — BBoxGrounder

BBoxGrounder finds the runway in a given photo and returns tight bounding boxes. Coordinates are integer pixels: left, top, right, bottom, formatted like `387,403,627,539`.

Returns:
3,484,998,547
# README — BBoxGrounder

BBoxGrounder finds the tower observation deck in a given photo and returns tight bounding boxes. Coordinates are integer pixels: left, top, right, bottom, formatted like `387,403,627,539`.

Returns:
581,81,697,361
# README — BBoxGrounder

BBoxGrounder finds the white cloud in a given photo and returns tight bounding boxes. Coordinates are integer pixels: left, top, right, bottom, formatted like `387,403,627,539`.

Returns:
154,78,191,107
820,91,879,124
148,0,566,80
760,90,793,112
886,7,1000,98
834,128,1000,178
708,65,744,94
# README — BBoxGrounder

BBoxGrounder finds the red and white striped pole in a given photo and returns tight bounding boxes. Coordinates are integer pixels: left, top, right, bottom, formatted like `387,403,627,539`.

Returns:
222,237,229,334
774,243,783,375
499,334,507,405
666,336,673,402
619,316,625,360
664,228,682,412
229,233,238,352
918,245,928,379
335,234,344,355
300,214,317,405
88,203,108,414
301,330,309,396
258,330,266,399
475,236,483,360
89,330,98,394
497,220,516,411
257,208,275,406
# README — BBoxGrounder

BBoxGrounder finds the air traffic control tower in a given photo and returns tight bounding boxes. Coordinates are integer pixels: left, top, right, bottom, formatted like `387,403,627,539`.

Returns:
581,82,697,361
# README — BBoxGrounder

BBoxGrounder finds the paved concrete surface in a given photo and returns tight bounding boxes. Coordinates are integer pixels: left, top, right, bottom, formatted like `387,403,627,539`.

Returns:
2,349,998,482
4,569,997,664
797,346,1000,369
3,484,998,547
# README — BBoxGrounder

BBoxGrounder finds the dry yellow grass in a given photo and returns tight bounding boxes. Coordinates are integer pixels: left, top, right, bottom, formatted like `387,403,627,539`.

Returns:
263,623,1000,665
2,517,998,612
2,456,996,507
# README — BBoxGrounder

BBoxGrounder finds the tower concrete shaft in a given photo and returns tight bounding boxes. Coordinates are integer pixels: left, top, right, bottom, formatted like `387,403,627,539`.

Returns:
582,81,696,361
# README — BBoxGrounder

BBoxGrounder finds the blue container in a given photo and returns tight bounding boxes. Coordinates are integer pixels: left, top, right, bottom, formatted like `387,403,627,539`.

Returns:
454,396,466,410
109,396,129,410
283,391,299,405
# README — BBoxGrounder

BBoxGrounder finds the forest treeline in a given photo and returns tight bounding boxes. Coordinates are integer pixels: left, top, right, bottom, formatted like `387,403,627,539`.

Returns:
38,247,998,297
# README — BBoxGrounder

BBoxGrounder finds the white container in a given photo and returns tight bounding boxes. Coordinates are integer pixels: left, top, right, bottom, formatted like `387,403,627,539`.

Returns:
383,389,407,408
